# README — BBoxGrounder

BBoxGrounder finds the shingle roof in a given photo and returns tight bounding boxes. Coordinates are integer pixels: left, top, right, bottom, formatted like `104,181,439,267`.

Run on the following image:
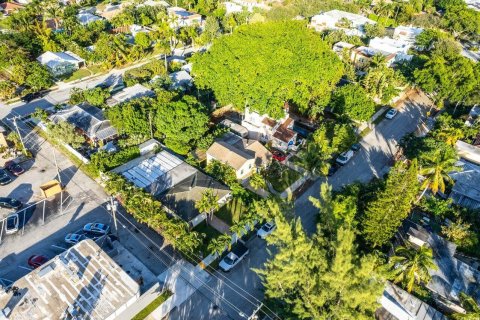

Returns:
159,170,230,222
49,104,117,141
207,141,253,170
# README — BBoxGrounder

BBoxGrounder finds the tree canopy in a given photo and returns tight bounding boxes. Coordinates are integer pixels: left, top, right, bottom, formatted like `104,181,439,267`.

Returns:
332,84,376,121
192,21,344,118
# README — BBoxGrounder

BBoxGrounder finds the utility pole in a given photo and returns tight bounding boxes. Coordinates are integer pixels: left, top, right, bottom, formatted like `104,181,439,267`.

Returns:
248,303,263,320
53,149,63,216
10,116,26,153
106,197,119,236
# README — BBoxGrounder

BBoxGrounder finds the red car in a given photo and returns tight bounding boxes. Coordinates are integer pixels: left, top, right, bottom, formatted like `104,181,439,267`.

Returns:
28,255,49,269
271,150,286,162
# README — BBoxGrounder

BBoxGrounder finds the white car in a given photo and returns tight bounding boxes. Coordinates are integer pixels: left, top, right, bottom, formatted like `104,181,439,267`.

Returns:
385,108,398,119
257,222,276,239
5,213,19,235
336,150,354,166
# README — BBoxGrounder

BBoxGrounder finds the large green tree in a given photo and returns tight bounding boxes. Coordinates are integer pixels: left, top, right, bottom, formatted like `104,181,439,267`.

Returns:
154,95,209,155
256,212,384,319
332,84,376,121
192,21,344,118
363,160,419,248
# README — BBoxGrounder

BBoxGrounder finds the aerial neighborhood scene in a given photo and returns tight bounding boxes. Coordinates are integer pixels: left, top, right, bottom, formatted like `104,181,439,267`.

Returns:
0,0,480,318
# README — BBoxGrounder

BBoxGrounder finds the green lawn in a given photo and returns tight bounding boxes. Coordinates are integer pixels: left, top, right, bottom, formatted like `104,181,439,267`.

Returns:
63,65,106,83
267,166,302,192
193,221,223,259
216,198,245,226
368,14,397,27
131,291,172,320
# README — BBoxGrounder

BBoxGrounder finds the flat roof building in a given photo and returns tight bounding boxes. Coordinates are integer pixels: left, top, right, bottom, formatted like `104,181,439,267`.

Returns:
310,10,376,37
107,84,155,106
0,239,140,320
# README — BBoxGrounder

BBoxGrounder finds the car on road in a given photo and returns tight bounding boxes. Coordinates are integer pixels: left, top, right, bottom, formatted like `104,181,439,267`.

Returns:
271,150,286,162
327,163,340,176
83,223,110,235
350,143,361,152
0,169,12,185
27,255,49,269
5,213,19,234
5,161,25,176
0,197,22,210
257,222,276,239
385,108,398,119
21,91,49,103
65,233,86,245
336,150,354,166
219,242,249,272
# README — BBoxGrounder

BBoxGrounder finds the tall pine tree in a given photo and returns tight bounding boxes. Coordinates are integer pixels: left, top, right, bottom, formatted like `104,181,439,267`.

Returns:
363,160,419,248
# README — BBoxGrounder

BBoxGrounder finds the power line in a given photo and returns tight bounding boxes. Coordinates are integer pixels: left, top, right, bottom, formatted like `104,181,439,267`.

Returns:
2,114,267,319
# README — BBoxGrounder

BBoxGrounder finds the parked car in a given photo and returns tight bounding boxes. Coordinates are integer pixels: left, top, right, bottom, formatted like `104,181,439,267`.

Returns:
5,161,25,176
83,223,110,235
0,197,22,210
219,242,249,272
27,255,49,268
21,91,49,103
350,143,361,152
5,213,19,235
271,150,286,162
65,233,86,245
385,108,398,119
327,163,340,177
257,222,276,239
336,150,354,166
0,169,12,185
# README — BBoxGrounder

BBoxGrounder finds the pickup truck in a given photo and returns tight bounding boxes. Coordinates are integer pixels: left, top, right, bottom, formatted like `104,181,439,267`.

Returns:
219,242,249,272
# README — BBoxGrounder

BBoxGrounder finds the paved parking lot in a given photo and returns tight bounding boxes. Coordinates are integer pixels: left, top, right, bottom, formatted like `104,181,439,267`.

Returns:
0,118,175,290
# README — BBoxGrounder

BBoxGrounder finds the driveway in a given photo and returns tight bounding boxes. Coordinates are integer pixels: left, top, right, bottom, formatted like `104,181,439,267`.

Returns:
295,90,434,234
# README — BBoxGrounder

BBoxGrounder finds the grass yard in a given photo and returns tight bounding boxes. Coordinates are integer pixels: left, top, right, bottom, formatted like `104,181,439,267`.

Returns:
267,166,302,193
63,65,106,83
216,198,246,226
131,291,172,320
193,221,223,259
368,14,397,27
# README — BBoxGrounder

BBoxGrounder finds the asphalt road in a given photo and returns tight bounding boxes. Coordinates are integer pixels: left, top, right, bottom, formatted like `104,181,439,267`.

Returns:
295,91,434,234
169,236,271,320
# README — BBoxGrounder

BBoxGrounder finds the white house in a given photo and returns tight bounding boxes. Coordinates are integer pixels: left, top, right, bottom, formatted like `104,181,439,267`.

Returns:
393,25,424,43
368,37,413,62
223,1,243,14
169,70,193,90
107,84,155,106
310,10,376,37
167,7,202,28
242,107,297,151
76,12,103,25
37,51,85,77
207,133,272,179
332,41,356,57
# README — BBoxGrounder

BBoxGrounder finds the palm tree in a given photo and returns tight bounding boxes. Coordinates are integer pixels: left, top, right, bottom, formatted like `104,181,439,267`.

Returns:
433,126,464,146
195,189,219,223
419,149,459,195
207,234,231,256
389,245,438,293
453,293,480,319
298,142,329,177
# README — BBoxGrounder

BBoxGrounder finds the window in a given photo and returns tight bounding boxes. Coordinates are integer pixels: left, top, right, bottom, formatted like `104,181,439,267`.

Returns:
241,169,244,175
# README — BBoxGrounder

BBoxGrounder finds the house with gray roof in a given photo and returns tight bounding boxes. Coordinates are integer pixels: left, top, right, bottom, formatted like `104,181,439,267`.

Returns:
448,160,480,210
112,149,231,227
377,282,446,320
49,104,117,145
37,51,85,77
